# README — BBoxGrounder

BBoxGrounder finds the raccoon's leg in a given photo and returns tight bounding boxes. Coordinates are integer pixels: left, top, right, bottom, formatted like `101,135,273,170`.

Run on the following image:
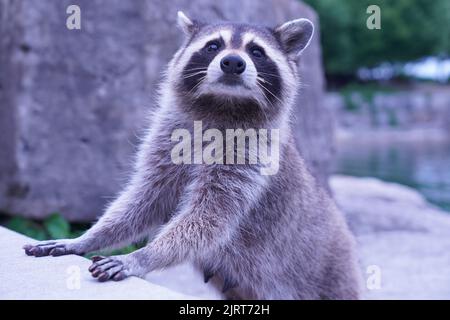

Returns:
23,167,177,257
23,185,148,257
87,165,266,282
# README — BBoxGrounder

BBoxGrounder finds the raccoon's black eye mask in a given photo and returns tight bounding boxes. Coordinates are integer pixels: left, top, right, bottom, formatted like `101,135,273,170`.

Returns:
249,45,265,59
204,39,222,53
200,38,225,57
180,38,225,93
244,41,282,104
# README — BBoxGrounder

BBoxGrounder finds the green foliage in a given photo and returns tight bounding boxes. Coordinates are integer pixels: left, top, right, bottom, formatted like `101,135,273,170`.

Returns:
303,0,450,77
388,109,398,127
338,82,399,122
43,213,71,239
342,92,360,112
339,82,398,94
6,216,48,240
5,213,80,240
339,82,397,111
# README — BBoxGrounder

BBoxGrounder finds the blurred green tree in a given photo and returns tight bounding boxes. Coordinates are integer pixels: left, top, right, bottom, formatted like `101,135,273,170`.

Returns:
303,0,450,80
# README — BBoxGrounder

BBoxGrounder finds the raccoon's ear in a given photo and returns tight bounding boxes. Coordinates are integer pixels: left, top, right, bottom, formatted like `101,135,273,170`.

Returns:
177,11,197,36
274,18,314,58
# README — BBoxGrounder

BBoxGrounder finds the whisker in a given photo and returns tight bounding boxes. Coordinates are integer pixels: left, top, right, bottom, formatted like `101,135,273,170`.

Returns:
258,82,283,104
257,77,273,86
257,71,281,78
183,67,208,72
188,76,206,95
182,71,207,79
257,87,275,123
257,84,275,110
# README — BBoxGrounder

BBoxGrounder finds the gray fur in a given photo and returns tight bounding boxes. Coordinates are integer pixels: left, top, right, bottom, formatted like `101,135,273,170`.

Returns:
24,13,361,299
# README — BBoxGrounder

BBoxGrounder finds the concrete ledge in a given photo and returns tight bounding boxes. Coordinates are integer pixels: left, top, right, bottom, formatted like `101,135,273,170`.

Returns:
0,227,194,299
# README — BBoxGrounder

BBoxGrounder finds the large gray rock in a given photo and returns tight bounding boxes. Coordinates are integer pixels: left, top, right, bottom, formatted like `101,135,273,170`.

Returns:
331,175,450,299
0,0,330,221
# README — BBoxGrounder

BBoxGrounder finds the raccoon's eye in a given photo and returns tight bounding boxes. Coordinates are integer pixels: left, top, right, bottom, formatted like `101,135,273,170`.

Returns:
206,41,221,53
250,46,265,58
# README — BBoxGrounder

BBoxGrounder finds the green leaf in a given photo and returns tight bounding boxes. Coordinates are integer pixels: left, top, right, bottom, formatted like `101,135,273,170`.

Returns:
43,213,70,239
6,216,48,240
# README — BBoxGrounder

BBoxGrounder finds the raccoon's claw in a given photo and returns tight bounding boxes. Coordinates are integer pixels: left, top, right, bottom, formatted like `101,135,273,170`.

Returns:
89,256,128,282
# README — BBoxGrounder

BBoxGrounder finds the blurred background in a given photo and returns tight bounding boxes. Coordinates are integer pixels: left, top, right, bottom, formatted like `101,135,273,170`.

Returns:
304,0,450,212
0,0,449,299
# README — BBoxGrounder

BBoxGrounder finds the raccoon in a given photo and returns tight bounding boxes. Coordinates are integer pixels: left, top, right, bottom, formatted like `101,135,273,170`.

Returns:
23,11,362,300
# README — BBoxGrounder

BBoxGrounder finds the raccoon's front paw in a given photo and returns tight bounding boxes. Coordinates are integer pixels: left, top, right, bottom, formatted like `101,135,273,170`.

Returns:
89,255,129,282
23,239,82,257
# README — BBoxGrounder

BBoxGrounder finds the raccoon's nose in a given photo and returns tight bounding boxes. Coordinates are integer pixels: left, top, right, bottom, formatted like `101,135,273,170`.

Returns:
220,55,246,75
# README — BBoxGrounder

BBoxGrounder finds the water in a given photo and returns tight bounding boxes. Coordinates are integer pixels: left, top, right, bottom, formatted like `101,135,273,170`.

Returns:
333,139,450,212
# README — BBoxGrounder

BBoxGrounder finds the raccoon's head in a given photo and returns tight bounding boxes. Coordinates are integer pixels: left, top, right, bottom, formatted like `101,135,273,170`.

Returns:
169,11,314,119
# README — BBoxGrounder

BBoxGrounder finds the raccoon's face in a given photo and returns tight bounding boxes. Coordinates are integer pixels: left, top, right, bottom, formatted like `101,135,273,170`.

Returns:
170,12,314,111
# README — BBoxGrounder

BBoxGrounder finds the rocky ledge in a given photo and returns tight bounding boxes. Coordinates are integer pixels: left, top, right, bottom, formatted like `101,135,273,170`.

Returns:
0,227,194,299
1,175,449,299
331,175,450,299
